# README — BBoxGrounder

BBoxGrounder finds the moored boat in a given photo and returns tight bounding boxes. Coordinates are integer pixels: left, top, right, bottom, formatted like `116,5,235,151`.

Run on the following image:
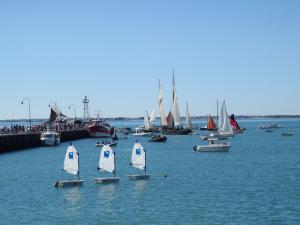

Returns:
88,119,113,138
41,129,60,146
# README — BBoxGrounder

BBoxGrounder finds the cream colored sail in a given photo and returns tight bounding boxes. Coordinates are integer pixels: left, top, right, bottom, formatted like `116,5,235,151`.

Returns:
158,80,168,126
144,111,150,130
149,107,156,123
172,74,181,127
186,101,192,129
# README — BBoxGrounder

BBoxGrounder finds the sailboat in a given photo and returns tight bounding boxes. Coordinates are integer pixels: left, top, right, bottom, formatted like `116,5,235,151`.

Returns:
133,111,153,136
149,107,156,124
55,143,84,188
94,144,120,184
230,114,246,133
218,101,235,137
161,72,192,135
128,142,150,180
200,114,218,131
149,80,168,142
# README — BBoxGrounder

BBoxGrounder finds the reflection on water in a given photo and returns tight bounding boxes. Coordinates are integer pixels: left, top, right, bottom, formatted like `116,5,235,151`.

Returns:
62,187,81,217
131,180,147,200
97,184,118,206
96,184,119,218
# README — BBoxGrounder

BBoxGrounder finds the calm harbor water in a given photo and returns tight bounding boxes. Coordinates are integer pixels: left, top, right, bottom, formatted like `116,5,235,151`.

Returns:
0,119,300,225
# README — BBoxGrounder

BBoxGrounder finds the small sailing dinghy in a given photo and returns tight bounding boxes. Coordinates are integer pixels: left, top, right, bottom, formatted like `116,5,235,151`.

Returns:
128,142,150,180
94,144,120,184
55,143,84,188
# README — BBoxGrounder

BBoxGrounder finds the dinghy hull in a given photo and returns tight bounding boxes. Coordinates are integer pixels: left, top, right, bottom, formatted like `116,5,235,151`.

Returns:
54,180,84,188
94,177,120,184
128,174,150,180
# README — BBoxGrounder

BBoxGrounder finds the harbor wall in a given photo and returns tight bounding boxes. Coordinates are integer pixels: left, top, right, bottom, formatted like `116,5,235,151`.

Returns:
0,129,90,153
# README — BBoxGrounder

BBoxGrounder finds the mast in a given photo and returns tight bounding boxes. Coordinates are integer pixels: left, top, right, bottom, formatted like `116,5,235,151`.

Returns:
144,148,147,176
217,100,219,122
113,151,116,178
172,71,181,127
77,151,80,180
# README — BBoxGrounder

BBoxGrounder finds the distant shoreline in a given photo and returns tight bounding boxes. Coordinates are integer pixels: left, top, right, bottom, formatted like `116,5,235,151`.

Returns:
1,115,300,123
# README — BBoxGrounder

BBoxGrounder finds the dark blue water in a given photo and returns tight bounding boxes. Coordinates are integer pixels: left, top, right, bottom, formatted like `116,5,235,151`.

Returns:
0,119,300,225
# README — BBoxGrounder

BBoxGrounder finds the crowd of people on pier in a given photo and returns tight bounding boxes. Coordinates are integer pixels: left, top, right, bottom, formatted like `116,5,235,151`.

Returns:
0,122,87,135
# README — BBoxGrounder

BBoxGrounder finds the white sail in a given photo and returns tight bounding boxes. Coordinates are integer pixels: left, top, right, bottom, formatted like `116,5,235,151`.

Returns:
219,101,234,135
63,145,79,176
144,111,150,130
218,101,224,130
186,101,192,129
99,145,115,174
149,107,156,123
172,74,181,127
158,80,168,126
131,142,146,170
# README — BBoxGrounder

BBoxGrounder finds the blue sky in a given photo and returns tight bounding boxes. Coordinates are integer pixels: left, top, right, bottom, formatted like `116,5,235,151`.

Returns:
1,0,300,119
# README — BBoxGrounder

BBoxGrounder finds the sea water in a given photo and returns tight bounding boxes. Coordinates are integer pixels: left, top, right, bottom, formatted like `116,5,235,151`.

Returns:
0,119,299,225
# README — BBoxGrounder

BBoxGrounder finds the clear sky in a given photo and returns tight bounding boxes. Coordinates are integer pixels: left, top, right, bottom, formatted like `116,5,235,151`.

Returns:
1,0,300,119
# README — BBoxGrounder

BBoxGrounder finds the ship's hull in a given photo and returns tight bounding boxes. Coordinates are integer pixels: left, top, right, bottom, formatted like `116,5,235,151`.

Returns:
162,127,192,135
41,137,61,146
88,125,112,138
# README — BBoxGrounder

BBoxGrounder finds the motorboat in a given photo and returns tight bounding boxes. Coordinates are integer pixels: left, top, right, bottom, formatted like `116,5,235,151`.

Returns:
132,126,152,137
41,129,60,146
282,129,294,136
193,138,231,152
148,134,167,143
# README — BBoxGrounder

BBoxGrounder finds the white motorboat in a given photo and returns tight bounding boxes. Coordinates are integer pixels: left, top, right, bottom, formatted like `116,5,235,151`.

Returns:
194,138,231,152
41,129,60,146
132,126,152,137
282,129,294,136
55,144,84,188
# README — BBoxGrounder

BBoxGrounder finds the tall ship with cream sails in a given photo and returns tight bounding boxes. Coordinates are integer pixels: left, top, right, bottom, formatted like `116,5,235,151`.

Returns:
160,72,192,135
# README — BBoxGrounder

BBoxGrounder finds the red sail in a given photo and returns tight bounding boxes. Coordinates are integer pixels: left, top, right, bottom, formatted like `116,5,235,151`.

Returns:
230,114,241,130
49,108,58,123
166,111,174,128
207,114,216,129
